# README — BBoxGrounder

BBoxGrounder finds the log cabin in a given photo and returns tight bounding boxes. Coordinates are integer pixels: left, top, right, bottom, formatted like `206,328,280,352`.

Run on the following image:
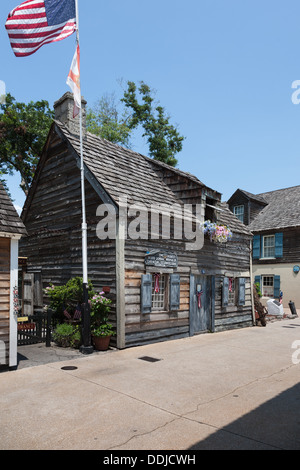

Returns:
0,183,27,368
228,187,300,309
19,92,254,349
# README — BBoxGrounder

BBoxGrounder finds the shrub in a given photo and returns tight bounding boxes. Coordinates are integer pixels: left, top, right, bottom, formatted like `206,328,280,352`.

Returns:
52,323,81,349
45,277,95,321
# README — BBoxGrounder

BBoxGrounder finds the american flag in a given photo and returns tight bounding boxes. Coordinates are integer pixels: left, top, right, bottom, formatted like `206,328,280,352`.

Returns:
5,0,76,57
63,308,71,319
73,304,82,320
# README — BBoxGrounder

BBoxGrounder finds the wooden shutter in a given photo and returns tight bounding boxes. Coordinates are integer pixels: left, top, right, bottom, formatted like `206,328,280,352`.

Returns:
254,275,261,290
238,278,246,306
275,233,283,258
169,274,180,311
222,277,229,307
141,274,152,314
274,275,280,298
23,273,34,316
253,235,261,259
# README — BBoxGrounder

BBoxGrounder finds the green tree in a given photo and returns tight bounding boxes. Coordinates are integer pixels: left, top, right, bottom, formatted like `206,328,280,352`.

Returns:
122,81,185,167
87,81,185,167
0,93,54,194
86,93,132,148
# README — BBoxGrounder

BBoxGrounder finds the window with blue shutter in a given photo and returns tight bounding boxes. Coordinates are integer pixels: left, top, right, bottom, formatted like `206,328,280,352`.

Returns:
141,274,152,314
169,274,180,310
274,275,281,298
253,235,261,259
275,233,283,258
238,278,246,306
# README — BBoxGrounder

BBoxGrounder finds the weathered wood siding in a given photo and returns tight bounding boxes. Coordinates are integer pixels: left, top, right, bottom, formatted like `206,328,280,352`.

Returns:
0,238,10,365
124,231,253,347
20,127,253,350
20,135,117,328
252,227,300,266
228,193,266,226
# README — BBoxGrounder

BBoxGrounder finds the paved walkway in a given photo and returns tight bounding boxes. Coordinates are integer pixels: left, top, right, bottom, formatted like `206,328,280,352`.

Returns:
1,316,300,451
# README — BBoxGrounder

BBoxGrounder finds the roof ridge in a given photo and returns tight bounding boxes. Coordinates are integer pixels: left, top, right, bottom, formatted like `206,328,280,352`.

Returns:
57,120,214,193
256,184,300,197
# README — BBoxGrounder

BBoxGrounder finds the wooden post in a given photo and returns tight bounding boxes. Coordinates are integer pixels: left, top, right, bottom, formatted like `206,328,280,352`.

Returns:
116,214,126,349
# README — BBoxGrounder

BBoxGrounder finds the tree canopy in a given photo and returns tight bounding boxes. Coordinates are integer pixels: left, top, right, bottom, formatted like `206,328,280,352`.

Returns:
86,92,132,148
122,81,185,167
0,82,184,197
88,81,185,167
0,93,54,194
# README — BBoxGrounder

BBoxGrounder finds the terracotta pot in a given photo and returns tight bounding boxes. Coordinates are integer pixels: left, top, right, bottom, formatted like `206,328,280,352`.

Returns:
92,335,111,351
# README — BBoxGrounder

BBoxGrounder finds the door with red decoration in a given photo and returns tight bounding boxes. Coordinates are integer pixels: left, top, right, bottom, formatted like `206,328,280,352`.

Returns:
189,274,215,335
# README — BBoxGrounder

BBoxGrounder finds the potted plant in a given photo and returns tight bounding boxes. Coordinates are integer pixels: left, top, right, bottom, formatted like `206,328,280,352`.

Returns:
90,291,115,350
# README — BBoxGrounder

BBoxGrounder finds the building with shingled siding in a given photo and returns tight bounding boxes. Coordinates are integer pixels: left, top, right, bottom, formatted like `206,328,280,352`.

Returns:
0,183,27,369
228,186,300,309
19,92,254,349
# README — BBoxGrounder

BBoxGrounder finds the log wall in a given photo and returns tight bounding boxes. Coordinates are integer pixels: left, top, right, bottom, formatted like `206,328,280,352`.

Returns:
124,232,253,347
19,135,117,329
0,238,10,365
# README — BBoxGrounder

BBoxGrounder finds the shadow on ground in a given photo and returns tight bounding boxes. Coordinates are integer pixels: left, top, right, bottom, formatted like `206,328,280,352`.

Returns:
188,383,300,450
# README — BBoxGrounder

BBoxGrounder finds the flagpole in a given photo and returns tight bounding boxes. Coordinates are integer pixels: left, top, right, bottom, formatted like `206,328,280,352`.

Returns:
75,0,93,354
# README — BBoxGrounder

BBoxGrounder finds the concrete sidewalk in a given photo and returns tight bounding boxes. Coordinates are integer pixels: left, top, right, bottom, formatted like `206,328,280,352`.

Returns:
1,317,300,451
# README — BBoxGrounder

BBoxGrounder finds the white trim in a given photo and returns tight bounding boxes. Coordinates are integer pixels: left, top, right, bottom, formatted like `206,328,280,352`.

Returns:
233,205,244,222
9,239,19,368
0,232,22,240
116,216,125,349
262,234,275,259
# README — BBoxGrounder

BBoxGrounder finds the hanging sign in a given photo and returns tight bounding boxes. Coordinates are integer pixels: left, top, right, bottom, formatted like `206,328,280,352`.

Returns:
145,250,178,268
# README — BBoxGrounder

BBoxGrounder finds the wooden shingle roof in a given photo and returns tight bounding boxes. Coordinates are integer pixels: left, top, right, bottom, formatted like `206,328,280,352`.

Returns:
249,185,300,232
218,203,252,236
47,121,252,236
227,188,268,206
0,183,27,236
56,121,206,208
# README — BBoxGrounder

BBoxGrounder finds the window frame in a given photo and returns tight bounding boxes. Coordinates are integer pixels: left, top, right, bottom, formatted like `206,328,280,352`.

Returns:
227,278,236,306
262,275,274,298
233,205,244,223
151,273,169,312
262,235,276,259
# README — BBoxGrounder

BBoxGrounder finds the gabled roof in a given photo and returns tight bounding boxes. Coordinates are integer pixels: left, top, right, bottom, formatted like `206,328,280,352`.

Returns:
0,182,27,236
227,188,267,206
22,120,252,237
54,120,216,208
218,203,252,236
249,185,300,232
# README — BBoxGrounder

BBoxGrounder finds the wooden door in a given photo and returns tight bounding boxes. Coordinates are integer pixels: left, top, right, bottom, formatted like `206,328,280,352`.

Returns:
189,274,215,335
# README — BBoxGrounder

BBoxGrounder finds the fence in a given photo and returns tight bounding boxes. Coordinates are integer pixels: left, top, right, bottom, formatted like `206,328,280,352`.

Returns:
17,309,56,347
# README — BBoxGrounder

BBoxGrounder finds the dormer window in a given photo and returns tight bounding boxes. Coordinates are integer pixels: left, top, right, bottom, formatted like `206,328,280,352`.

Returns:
205,197,217,222
233,205,244,223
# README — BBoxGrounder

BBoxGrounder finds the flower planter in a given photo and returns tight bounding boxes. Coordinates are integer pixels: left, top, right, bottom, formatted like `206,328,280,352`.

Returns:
201,220,232,244
92,335,111,351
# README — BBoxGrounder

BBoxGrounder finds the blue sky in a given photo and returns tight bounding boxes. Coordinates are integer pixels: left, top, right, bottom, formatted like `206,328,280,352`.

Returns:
2,0,300,212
